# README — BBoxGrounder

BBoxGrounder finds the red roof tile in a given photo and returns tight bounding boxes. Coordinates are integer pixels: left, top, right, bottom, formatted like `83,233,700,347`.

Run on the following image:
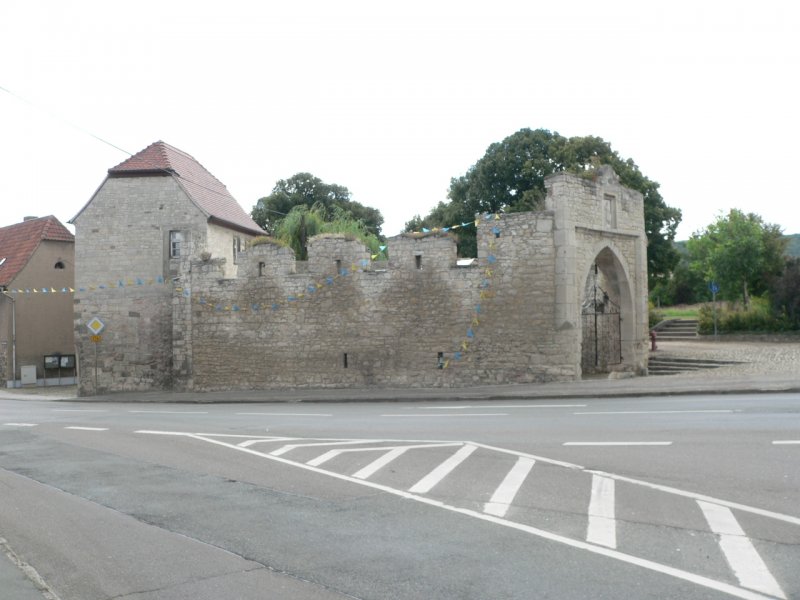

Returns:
0,216,74,287
107,141,264,235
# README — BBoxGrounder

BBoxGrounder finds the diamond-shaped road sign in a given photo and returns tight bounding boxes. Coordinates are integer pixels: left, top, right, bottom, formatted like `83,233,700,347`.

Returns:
86,316,105,335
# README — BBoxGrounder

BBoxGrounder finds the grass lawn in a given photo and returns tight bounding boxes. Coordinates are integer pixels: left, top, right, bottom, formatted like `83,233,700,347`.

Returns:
654,304,701,318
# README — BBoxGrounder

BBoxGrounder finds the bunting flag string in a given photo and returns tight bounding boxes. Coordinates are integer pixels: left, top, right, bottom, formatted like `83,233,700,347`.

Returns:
1,274,171,298
6,213,506,372
196,260,373,314
442,213,503,369
404,211,504,237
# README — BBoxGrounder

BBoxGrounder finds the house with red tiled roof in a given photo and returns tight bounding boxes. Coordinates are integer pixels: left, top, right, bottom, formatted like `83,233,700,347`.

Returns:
0,216,76,387
70,141,264,394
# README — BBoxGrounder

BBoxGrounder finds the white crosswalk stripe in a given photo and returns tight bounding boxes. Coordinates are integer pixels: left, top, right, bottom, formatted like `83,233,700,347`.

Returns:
484,456,535,518
586,474,617,548
408,444,477,494
698,501,786,599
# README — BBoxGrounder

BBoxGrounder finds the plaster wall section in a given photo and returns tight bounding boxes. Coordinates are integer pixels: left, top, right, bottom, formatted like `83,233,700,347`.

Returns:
4,240,75,381
207,222,253,278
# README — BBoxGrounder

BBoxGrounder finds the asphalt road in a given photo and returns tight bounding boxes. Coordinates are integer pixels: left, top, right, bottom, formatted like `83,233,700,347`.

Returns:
1,393,798,600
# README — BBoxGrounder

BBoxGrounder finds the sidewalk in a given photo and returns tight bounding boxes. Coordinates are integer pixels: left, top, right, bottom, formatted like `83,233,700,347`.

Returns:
0,538,56,600
2,340,798,403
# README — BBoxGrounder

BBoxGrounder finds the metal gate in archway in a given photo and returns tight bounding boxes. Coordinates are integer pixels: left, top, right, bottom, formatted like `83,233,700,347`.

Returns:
581,280,622,373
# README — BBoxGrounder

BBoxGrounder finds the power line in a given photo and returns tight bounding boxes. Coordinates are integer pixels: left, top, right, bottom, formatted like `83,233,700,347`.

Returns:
0,83,281,218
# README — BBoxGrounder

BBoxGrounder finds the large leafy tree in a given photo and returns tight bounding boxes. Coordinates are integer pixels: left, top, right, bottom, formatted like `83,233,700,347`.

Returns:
687,209,786,307
407,128,682,285
252,172,384,238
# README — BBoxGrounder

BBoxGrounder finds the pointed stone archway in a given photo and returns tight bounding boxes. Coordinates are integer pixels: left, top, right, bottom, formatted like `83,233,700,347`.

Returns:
580,246,635,375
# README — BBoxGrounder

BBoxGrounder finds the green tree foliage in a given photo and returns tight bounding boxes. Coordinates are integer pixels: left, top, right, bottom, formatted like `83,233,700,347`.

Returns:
768,257,800,327
649,256,707,306
409,128,681,284
252,172,384,238
687,209,786,307
275,205,381,261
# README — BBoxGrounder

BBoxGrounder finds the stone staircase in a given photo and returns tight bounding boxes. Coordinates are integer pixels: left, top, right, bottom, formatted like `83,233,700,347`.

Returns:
647,355,741,376
652,318,699,340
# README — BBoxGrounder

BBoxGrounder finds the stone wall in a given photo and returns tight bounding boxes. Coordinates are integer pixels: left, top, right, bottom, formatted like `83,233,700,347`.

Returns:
73,175,211,395
76,167,648,394
173,214,570,391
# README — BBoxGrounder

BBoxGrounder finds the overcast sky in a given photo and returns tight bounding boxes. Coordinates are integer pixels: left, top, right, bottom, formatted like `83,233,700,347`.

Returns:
2,1,798,241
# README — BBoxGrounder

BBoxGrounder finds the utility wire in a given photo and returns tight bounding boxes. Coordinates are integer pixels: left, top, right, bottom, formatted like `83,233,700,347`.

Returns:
0,83,286,218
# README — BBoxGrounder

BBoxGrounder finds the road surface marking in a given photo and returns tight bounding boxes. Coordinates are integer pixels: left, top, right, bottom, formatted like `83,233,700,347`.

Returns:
484,457,535,518
772,440,800,445
588,470,800,527
417,404,586,409
270,439,380,456
3,423,38,427
575,410,734,415
236,412,332,417
472,442,582,469
563,441,673,446
353,447,410,480
52,409,107,412
307,442,459,469
698,501,786,599
382,413,508,418
409,444,477,494
156,431,780,600
129,410,209,414
64,426,108,431
587,475,617,548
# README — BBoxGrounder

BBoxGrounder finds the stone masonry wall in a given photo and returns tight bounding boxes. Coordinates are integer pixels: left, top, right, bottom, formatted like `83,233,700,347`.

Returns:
173,212,578,391
75,168,647,394
73,175,209,395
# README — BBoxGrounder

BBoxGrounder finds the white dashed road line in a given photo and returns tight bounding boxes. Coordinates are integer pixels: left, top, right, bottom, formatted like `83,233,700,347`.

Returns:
64,426,109,431
2,423,38,427
563,441,673,446
236,412,332,417
417,404,586,409
129,410,209,414
382,413,508,417
574,410,735,415
772,440,800,445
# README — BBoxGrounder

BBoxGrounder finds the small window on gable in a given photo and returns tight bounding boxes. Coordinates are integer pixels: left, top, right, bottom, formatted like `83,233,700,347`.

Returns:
258,262,266,277
54,261,65,270
169,231,183,258
415,254,422,270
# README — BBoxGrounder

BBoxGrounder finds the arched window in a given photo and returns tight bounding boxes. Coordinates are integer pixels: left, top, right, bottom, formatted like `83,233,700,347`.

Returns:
54,261,65,269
